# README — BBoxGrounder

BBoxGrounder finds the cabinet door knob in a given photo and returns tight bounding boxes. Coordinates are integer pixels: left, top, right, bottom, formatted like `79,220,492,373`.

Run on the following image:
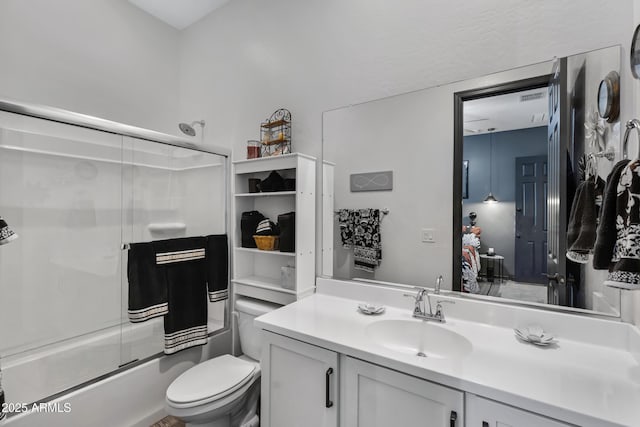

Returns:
325,367,334,408
450,410,457,427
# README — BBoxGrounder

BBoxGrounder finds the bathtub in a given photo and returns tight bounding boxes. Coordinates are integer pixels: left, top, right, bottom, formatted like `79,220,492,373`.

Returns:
4,327,230,427
3,318,225,407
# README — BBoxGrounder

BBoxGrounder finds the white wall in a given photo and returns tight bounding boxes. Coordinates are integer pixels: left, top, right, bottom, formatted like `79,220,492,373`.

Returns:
0,0,181,135
178,0,633,157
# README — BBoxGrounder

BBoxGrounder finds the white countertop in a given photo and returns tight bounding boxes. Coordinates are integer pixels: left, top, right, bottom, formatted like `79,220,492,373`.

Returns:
256,293,640,427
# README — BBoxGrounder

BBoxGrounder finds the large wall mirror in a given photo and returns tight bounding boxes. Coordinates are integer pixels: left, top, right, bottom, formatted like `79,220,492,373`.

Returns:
322,45,623,317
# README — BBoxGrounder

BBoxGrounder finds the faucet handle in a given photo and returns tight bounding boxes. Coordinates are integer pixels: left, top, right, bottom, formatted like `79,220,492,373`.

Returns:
404,288,428,316
434,299,454,320
403,287,427,299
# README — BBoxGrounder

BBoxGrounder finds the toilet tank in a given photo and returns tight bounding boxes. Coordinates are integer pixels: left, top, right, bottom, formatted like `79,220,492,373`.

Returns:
235,297,281,361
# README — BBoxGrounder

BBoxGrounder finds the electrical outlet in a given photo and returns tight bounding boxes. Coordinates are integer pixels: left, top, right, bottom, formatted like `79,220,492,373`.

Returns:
422,228,435,243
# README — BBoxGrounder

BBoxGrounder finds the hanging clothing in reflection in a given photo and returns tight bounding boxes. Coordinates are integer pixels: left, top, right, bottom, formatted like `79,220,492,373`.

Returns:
462,226,481,294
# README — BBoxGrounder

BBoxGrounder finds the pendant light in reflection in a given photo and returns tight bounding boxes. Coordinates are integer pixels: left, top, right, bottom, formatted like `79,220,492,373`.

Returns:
483,128,499,204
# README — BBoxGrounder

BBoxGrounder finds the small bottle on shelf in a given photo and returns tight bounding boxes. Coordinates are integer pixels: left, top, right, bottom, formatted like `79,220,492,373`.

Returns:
247,140,261,159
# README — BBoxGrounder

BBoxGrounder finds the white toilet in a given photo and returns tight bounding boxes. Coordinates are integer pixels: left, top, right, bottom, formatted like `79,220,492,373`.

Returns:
165,297,280,427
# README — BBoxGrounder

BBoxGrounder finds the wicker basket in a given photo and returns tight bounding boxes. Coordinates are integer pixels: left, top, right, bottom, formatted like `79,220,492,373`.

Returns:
253,235,279,251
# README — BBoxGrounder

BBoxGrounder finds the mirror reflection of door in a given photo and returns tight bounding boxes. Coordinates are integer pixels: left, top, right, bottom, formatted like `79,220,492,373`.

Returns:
546,58,569,306
456,47,621,313
458,77,552,304
514,155,547,285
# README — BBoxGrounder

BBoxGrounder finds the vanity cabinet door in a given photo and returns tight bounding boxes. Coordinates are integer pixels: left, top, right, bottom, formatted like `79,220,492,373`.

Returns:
261,331,338,427
466,394,571,427
340,356,464,427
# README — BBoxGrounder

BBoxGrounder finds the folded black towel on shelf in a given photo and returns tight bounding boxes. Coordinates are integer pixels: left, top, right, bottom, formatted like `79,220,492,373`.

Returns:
127,242,169,323
566,180,597,264
153,237,208,355
241,211,265,248
593,159,630,269
278,212,296,253
205,234,229,303
255,218,280,236
259,170,285,192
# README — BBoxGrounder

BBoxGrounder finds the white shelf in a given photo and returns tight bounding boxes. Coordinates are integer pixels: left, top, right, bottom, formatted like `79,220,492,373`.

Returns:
233,152,315,166
232,153,316,306
235,191,296,197
235,247,296,257
232,276,296,295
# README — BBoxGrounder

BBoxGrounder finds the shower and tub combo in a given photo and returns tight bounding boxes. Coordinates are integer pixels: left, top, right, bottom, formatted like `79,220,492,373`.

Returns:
0,100,230,423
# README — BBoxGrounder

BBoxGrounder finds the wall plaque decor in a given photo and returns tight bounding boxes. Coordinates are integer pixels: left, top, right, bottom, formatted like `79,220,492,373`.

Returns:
350,171,393,192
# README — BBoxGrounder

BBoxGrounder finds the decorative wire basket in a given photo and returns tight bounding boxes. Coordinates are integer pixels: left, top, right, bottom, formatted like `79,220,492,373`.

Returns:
260,109,291,156
253,235,280,251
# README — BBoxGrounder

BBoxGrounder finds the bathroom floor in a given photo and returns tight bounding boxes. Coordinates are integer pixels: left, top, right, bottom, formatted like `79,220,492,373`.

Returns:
150,416,185,427
478,279,547,304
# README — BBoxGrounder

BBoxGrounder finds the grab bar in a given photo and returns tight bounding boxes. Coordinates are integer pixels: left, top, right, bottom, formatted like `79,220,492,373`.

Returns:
623,119,640,159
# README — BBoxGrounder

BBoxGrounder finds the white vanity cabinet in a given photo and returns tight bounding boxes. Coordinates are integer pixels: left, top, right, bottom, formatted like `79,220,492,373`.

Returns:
257,290,639,427
260,331,573,427
261,331,464,427
466,394,572,427
340,356,464,427
261,331,338,427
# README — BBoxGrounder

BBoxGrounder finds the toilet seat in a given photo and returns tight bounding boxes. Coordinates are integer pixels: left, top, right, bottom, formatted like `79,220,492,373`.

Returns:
167,354,258,408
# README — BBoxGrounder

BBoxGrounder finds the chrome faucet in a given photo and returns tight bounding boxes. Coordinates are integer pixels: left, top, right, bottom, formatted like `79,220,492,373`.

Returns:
434,275,443,294
403,275,452,323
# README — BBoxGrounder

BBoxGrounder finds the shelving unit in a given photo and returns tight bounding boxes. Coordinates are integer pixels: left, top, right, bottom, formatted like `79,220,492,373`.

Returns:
232,153,316,305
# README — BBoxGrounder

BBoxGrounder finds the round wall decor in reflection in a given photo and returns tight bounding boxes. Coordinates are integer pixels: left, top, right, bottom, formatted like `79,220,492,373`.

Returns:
631,24,640,79
597,71,620,123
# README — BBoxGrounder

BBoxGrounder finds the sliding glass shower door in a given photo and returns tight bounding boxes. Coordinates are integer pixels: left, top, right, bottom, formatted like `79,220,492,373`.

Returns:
0,110,227,406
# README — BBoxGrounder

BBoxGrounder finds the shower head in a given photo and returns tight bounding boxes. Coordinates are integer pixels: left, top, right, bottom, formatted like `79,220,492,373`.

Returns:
178,120,205,137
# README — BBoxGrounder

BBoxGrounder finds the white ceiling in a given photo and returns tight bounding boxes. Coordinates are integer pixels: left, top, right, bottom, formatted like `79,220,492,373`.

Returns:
463,87,548,136
128,0,229,30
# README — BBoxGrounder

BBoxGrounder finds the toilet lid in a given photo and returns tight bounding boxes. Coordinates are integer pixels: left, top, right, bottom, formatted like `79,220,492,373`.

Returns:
167,354,256,405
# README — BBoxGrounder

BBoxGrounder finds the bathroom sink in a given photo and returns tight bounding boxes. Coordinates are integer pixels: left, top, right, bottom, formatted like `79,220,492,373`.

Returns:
366,319,472,359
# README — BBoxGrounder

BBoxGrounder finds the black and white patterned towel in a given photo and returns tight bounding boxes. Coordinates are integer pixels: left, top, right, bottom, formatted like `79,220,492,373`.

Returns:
338,209,382,272
594,160,630,270
338,209,353,248
605,160,640,289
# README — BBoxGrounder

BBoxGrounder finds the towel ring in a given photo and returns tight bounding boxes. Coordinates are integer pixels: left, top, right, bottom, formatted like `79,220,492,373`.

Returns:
623,119,640,160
